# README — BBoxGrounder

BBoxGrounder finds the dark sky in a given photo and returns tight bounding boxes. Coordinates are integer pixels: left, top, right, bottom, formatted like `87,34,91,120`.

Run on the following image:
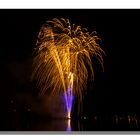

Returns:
0,9,140,117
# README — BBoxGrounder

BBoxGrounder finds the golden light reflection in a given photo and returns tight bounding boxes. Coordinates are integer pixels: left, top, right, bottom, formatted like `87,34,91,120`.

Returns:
66,118,71,131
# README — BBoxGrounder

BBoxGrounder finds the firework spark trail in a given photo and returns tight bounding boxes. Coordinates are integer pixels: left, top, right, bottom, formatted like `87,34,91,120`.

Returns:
64,72,74,118
31,18,105,118
64,87,74,119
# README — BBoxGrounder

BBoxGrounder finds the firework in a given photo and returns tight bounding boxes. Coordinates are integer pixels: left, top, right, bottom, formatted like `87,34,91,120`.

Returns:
31,18,105,118
64,72,74,118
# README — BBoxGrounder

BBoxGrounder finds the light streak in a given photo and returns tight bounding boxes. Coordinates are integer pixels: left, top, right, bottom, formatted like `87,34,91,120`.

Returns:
66,119,72,131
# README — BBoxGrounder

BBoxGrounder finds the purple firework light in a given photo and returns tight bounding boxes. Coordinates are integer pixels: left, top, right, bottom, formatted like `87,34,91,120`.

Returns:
64,85,74,119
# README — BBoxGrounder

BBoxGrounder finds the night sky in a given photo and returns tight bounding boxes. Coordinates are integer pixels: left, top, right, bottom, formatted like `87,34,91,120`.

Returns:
0,9,140,121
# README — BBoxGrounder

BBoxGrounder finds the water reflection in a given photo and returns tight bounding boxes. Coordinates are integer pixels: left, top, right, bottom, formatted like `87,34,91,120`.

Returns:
66,119,72,131
2,108,140,131
27,119,72,131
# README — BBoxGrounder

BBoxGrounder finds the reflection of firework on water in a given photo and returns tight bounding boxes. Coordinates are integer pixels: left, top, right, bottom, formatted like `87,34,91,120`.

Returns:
31,18,105,118
66,119,72,131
